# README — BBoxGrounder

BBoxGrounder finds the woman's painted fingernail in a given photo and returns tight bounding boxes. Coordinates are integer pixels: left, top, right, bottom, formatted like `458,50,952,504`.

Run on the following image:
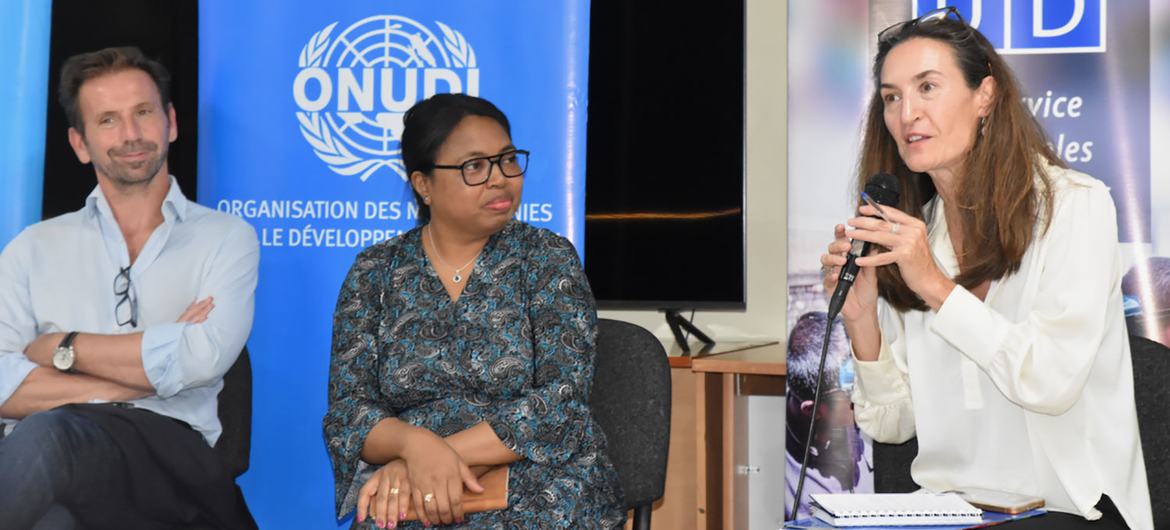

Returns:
399,512,407,521
387,521,396,529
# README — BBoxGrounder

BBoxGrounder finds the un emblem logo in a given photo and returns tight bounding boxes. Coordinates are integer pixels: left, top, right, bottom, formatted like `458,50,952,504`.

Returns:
294,16,479,182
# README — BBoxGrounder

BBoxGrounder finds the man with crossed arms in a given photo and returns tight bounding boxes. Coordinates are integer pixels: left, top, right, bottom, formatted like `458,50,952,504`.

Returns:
0,46,258,529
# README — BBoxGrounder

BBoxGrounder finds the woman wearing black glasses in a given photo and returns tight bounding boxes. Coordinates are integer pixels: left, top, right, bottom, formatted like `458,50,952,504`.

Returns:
324,93,625,529
820,8,1152,530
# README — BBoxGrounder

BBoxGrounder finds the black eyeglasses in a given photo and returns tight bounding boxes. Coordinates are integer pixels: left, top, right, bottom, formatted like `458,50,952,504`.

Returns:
878,6,966,44
114,266,137,327
432,149,529,186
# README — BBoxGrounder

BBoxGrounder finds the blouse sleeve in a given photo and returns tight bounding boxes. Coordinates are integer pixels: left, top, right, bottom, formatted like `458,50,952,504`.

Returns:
929,180,1121,416
481,234,600,466
323,249,395,517
851,301,918,443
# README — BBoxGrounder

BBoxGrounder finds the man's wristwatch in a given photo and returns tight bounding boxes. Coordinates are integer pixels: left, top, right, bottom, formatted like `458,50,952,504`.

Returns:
52,332,80,372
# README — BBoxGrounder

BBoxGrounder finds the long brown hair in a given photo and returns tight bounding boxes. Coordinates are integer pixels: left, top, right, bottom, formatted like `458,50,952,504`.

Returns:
859,19,1062,312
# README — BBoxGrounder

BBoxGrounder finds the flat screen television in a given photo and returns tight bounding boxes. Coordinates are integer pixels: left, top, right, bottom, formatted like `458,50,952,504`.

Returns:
584,0,746,311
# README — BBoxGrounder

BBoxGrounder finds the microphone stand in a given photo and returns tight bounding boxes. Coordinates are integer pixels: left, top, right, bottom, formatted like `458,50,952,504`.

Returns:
790,173,899,520
787,315,836,521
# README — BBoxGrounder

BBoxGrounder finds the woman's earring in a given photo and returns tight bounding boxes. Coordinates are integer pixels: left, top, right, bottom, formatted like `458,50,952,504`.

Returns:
979,116,987,137
423,195,432,205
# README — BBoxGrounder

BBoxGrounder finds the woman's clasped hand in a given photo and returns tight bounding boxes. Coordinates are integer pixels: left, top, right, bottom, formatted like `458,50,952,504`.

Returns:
357,427,483,528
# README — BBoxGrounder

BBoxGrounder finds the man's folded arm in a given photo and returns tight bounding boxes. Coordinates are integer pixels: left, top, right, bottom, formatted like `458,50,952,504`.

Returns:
138,222,259,398
0,362,151,419
18,223,259,399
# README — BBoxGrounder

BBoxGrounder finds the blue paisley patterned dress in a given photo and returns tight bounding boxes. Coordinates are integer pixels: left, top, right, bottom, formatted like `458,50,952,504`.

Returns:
324,221,626,529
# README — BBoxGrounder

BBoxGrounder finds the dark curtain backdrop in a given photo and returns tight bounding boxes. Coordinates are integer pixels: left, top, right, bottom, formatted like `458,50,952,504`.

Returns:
43,0,197,220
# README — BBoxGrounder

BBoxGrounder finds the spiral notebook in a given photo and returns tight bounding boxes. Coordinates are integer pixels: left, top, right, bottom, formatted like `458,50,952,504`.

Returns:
811,493,983,527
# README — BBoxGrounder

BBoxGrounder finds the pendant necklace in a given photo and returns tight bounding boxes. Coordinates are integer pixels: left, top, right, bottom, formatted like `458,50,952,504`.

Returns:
426,226,481,284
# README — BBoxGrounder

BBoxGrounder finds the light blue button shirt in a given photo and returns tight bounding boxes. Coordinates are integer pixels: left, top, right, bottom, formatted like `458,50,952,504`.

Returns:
0,177,259,445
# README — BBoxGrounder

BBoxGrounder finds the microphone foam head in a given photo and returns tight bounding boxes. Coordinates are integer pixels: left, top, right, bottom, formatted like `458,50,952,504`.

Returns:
865,172,901,206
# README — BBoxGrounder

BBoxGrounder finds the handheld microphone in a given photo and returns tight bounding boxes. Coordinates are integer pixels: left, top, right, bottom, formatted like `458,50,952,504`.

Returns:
789,172,902,522
826,172,901,320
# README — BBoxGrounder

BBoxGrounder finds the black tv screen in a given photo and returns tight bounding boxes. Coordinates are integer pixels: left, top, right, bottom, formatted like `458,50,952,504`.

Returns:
584,0,746,310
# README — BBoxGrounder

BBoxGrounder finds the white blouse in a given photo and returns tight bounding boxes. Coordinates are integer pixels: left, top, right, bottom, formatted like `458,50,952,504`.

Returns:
850,163,1154,530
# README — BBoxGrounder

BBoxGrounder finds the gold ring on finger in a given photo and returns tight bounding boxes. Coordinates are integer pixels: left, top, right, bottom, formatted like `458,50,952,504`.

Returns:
424,492,435,503
389,487,399,495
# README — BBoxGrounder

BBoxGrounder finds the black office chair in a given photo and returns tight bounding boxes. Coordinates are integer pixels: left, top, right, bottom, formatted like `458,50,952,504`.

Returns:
875,335,1170,526
873,437,918,494
1129,334,1170,527
214,347,253,478
590,319,671,530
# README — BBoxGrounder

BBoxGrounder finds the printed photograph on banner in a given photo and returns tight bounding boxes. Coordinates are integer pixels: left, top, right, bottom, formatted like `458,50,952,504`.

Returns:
786,0,875,519
784,312,874,519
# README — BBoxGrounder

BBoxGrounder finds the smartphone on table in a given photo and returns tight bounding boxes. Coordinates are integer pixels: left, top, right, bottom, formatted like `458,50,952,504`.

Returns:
949,487,1045,515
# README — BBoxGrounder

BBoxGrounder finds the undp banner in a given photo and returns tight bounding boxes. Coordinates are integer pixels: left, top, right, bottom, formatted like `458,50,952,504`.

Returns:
198,1,589,526
787,0,1157,518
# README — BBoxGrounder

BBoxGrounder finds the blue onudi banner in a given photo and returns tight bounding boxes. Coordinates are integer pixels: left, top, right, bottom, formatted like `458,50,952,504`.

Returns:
0,0,51,246
197,1,590,527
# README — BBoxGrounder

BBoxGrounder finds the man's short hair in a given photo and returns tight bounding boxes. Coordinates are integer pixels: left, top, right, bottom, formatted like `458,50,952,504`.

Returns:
787,311,849,401
58,46,172,134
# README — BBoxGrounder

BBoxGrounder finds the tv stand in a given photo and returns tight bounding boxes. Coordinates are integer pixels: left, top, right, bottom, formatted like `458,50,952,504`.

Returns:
663,309,715,355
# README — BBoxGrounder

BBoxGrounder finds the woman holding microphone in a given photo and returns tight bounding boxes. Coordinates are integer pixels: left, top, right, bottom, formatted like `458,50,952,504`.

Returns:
820,8,1152,529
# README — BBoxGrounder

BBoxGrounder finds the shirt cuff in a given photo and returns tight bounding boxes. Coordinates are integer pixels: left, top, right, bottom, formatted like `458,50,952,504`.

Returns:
851,339,906,407
930,285,1009,369
141,322,188,398
0,353,40,411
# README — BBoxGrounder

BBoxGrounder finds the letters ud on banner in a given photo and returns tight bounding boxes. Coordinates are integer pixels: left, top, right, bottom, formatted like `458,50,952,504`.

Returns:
914,0,1106,54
